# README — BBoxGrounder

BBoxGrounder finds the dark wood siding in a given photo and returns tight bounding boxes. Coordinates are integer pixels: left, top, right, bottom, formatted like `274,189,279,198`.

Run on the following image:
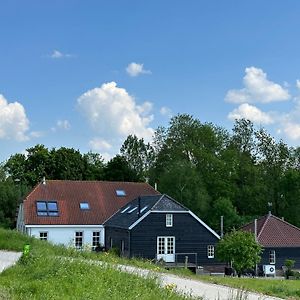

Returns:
105,227,130,257
260,247,300,269
130,212,220,266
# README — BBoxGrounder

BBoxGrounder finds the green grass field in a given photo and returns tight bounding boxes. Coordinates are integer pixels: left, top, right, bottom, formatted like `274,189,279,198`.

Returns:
201,275,300,299
0,229,194,300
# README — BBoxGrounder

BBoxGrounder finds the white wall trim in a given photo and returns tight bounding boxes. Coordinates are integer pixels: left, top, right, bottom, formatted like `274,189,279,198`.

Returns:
26,224,104,228
188,211,220,239
128,211,151,230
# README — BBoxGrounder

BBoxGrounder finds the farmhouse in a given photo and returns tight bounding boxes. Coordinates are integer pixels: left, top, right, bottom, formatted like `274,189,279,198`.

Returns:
16,180,159,249
104,194,222,270
241,213,300,273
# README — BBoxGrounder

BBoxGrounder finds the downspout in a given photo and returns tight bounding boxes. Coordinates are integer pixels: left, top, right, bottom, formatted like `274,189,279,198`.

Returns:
128,229,131,258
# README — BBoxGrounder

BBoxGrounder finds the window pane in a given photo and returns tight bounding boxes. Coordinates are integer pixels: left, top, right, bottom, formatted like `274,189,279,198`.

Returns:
47,202,58,211
48,211,59,216
116,190,126,196
80,202,90,210
37,202,47,211
37,211,48,216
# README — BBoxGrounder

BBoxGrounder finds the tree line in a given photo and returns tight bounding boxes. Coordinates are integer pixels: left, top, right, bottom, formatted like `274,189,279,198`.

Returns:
1,114,300,232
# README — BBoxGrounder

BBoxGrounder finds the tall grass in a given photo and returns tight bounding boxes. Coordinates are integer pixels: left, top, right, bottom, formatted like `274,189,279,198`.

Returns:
0,229,196,300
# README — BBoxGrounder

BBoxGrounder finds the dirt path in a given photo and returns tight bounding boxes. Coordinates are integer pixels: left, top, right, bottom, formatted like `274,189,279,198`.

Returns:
0,250,22,273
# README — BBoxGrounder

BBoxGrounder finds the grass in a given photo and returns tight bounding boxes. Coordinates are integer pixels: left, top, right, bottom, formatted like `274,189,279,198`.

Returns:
201,275,300,299
0,229,195,300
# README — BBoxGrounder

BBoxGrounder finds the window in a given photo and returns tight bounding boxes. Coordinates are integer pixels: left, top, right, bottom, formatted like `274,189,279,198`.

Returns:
121,206,131,213
207,245,214,258
75,231,83,249
92,231,100,250
140,206,148,213
36,201,58,216
127,206,137,214
166,214,173,227
80,202,90,210
116,190,126,196
269,250,276,264
39,232,48,241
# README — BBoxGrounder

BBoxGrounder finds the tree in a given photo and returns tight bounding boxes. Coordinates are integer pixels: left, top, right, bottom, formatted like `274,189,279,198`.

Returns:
103,155,139,182
216,230,262,277
120,135,154,181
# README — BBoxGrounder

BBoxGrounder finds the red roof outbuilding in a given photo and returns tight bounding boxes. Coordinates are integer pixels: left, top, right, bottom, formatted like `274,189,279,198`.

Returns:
241,213,300,247
24,180,160,225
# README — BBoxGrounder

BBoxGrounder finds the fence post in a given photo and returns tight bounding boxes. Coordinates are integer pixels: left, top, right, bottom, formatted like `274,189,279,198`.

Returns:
185,256,188,269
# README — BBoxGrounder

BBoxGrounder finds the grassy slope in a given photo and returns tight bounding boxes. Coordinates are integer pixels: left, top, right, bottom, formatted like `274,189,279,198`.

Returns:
201,276,300,299
0,229,194,300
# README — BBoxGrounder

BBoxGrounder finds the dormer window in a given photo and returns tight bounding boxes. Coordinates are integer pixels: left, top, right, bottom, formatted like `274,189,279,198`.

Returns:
36,201,58,216
116,190,126,197
80,202,90,210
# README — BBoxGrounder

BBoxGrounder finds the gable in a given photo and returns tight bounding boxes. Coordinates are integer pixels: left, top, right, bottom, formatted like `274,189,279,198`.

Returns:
151,195,188,212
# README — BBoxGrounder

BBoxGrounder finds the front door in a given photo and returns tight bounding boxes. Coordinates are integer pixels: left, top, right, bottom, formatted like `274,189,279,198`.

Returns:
157,236,175,262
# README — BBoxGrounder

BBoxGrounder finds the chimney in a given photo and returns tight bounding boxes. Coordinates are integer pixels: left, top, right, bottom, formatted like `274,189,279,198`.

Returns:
254,219,257,242
42,177,46,185
154,182,157,191
220,215,224,238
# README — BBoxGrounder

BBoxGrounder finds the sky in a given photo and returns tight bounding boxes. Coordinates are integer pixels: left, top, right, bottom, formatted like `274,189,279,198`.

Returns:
1,1,300,162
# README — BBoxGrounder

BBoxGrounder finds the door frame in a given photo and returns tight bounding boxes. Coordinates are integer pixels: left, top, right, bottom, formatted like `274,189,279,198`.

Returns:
156,236,175,262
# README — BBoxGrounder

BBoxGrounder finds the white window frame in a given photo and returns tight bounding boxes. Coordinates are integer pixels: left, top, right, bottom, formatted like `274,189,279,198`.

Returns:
39,231,48,241
166,214,173,227
92,231,100,250
207,245,214,258
269,250,276,264
74,231,83,249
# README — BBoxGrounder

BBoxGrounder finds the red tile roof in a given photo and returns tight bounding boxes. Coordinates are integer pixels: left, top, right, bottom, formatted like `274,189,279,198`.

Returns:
241,214,300,247
24,180,160,225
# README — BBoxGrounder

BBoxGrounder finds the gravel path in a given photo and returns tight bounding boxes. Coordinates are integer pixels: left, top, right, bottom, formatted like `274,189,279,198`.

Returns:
0,250,22,273
117,264,283,300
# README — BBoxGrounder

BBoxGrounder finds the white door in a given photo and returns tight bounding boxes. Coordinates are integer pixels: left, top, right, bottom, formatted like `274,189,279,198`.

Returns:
157,236,175,262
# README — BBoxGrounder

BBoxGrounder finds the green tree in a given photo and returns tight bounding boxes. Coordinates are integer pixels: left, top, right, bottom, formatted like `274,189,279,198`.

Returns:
83,152,104,180
216,230,262,277
120,135,154,181
103,155,139,182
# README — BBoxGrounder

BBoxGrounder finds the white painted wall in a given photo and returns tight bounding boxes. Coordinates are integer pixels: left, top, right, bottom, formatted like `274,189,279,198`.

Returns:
26,225,105,248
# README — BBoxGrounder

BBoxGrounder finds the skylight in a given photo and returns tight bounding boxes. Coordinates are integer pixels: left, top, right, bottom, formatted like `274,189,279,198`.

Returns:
121,206,131,213
127,206,137,213
36,201,58,216
116,189,126,197
80,202,90,210
140,206,148,213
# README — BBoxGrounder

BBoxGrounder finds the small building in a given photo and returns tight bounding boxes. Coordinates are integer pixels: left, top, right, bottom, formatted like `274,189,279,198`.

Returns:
104,194,222,271
17,180,159,249
241,213,300,272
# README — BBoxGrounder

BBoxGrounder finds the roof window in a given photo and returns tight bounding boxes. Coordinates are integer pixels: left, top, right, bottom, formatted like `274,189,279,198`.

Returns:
140,206,148,213
116,189,126,197
36,201,58,216
80,202,90,210
121,206,131,213
127,206,137,214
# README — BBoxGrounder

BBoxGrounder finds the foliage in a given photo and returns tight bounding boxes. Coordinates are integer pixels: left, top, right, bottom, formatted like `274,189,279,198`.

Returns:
284,259,296,278
216,230,262,277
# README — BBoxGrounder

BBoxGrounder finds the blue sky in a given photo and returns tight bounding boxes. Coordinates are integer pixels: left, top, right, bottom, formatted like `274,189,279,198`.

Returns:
1,1,300,161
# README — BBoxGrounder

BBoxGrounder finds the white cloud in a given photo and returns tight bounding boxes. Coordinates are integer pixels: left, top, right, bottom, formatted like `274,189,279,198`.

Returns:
228,103,274,125
282,122,300,140
51,120,71,132
0,94,29,141
225,67,290,104
89,138,112,151
296,79,300,89
160,106,172,118
77,81,154,142
49,50,74,59
126,62,151,77
29,131,44,138
57,120,71,130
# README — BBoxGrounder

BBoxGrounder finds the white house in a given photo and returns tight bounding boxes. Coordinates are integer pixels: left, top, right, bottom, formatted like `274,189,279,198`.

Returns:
17,180,159,249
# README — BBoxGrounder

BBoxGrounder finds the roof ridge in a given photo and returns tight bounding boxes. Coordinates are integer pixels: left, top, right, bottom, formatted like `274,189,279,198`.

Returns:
44,179,151,184
257,214,270,239
25,182,41,201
